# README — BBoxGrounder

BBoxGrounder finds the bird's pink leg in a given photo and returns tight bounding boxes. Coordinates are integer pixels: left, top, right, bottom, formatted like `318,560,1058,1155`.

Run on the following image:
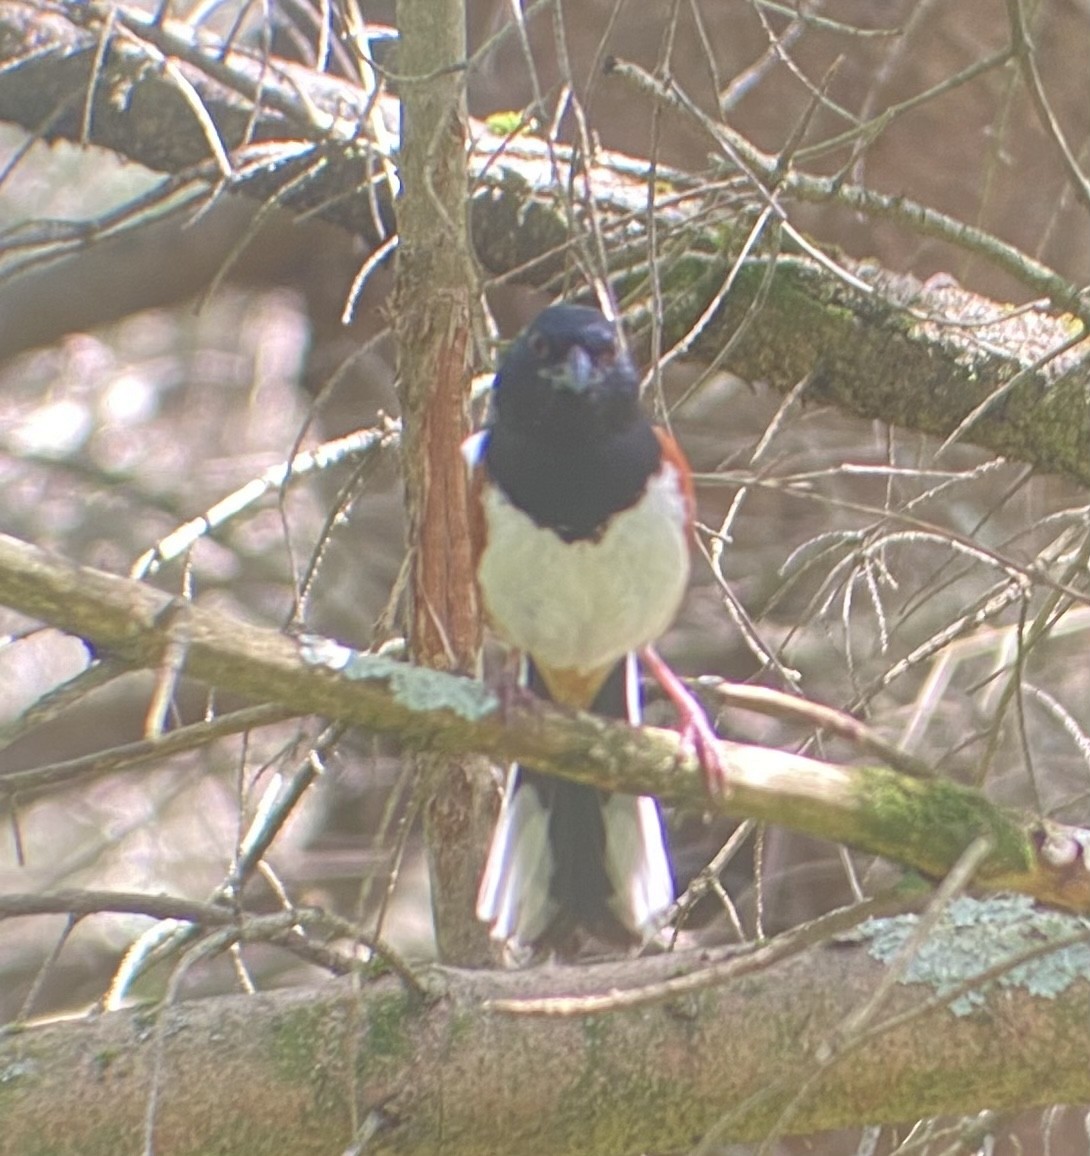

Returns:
640,646,730,797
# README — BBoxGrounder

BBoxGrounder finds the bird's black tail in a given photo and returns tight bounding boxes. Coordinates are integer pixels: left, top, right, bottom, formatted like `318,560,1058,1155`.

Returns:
476,654,674,953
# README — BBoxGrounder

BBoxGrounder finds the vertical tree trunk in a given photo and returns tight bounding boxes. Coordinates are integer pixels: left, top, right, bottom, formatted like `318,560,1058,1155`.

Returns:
393,0,494,965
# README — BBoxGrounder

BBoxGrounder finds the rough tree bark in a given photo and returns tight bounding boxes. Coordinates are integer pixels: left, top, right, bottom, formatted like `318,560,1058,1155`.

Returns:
391,0,494,967
3,918,1090,1155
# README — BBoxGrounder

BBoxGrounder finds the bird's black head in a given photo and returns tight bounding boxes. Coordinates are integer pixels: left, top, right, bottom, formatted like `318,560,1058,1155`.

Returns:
491,305,640,442
483,305,661,539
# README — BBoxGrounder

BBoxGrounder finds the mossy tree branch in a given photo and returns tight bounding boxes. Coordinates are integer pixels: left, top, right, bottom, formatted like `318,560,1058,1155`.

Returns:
3,913,1090,1155
3,528,1090,916
0,3,1088,483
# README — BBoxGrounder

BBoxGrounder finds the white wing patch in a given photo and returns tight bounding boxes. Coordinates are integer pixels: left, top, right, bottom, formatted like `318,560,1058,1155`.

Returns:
476,765,557,945
461,430,488,468
602,792,673,932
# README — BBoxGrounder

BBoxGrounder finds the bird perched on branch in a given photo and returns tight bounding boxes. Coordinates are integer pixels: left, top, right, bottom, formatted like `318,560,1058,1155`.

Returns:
466,303,726,955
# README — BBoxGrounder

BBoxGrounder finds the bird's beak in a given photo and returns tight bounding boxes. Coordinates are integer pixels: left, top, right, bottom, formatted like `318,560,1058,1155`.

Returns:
559,343,595,393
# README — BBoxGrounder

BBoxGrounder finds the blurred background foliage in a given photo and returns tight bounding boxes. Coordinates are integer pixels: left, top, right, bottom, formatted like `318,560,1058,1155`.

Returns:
1,1,1089,1148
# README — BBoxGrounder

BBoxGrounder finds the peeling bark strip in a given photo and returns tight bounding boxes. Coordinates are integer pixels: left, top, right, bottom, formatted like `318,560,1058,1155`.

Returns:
393,0,478,672
404,318,479,670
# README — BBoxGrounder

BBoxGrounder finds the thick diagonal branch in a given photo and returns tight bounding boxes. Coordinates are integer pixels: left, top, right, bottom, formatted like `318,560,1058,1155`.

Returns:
4,530,1090,915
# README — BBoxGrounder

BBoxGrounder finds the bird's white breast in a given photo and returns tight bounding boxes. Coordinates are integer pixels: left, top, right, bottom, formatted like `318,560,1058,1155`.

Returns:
477,464,691,674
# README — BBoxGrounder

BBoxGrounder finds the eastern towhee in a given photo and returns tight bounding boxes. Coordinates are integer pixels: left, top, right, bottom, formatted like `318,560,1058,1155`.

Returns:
466,304,726,953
